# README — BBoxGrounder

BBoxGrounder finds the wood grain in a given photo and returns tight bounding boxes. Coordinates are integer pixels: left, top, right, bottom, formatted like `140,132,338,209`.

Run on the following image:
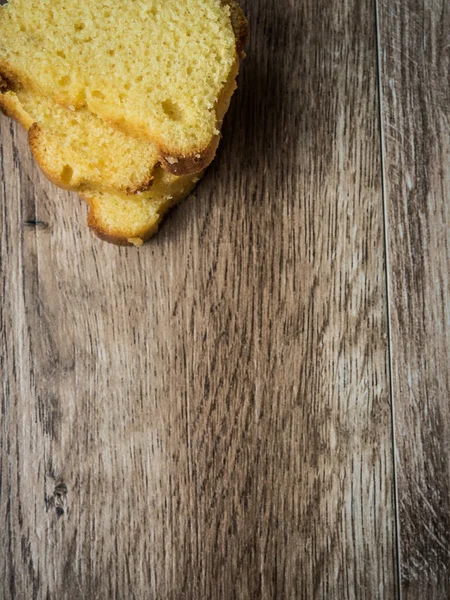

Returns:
0,0,397,598
377,1,450,598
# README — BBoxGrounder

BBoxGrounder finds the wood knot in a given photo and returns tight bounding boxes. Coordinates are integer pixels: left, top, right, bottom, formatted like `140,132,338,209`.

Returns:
24,219,48,230
46,481,68,518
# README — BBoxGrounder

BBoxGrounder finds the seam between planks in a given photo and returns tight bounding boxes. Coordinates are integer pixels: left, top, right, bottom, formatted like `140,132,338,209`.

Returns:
374,1,402,598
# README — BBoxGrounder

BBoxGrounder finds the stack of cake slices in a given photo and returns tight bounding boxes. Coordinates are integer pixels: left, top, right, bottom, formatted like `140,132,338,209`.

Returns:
0,0,247,246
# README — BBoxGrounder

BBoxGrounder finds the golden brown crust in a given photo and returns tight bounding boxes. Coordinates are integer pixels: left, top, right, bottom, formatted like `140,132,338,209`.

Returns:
126,176,154,195
0,64,19,94
223,0,249,56
0,92,17,120
159,135,220,176
0,89,34,127
0,74,9,95
87,220,158,246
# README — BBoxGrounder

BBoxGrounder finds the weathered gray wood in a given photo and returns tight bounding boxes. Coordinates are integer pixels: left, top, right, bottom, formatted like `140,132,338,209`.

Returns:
377,0,450,597
1,0,397,597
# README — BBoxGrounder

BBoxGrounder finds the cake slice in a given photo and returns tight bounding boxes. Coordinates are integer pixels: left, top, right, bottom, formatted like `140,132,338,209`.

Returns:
0,0,247,175
83,169,202,246
0,88,159,194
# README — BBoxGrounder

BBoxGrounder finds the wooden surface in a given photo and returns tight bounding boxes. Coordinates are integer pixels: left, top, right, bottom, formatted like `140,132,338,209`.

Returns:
378,0,450,597
0,1,448,599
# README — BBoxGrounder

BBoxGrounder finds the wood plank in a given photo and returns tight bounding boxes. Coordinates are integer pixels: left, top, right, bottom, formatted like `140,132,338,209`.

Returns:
1,0,397,597
377,0,450,597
